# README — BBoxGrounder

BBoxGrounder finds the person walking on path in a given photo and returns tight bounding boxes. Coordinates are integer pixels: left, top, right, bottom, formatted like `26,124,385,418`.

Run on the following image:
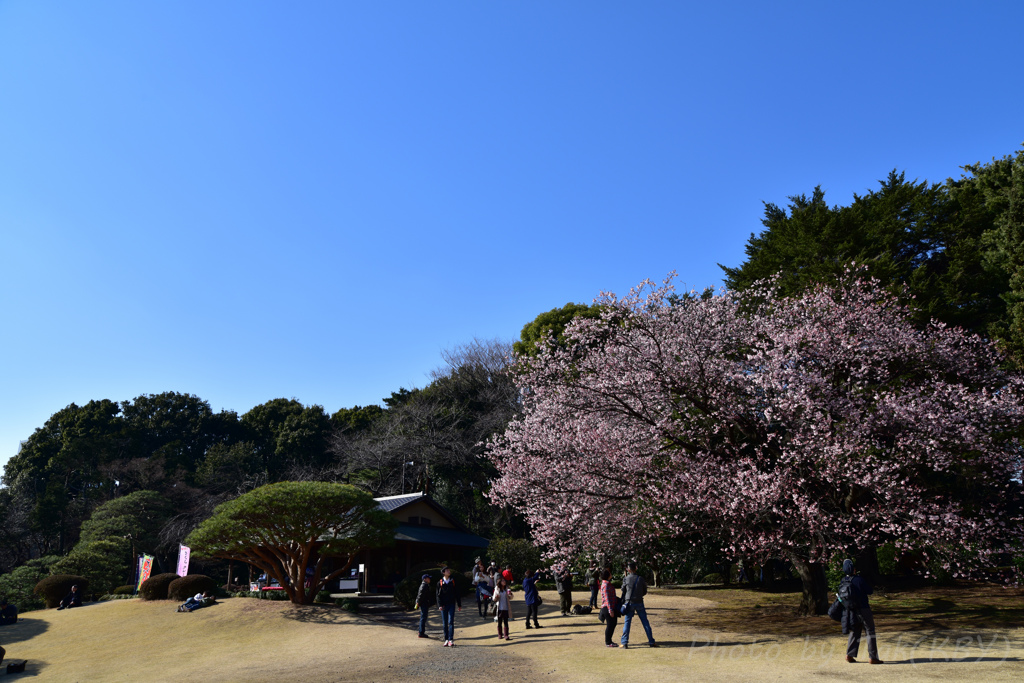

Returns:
436,566,462,647
472,559,488,617
585,560,599,610
522,568,544,629
599,569,620,647
555,564,574,616
842,559,883,664
415,574,435,638
492,578,514,640
619,561,657,648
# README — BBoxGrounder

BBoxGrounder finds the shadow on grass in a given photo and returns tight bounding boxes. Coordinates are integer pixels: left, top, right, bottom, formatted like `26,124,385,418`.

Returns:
0,618,49,645
663,581,1024,637
280,604,358,626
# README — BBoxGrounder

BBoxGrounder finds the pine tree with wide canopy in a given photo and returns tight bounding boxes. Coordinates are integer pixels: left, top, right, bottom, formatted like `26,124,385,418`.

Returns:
487,273,1024,614
186,481,396,604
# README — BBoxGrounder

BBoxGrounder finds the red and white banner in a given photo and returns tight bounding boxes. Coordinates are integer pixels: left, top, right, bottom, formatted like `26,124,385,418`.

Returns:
176,545,191,577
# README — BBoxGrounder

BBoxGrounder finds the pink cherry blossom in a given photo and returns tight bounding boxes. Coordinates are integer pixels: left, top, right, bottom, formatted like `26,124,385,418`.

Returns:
486,272,1024,583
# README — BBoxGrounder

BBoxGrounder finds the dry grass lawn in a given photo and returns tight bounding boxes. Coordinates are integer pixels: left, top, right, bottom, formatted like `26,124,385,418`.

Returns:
1,589,1022,682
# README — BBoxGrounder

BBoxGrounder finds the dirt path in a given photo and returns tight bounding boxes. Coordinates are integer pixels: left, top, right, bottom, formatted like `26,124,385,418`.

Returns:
1,591,1021,681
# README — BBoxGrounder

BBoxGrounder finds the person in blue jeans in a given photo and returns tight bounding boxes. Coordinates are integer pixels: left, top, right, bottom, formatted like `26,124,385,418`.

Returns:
415,574,435,638
435,566,462,647
619,561,658,648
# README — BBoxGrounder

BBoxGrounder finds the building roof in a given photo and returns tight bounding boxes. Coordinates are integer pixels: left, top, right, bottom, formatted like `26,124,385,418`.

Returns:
393,524,489,548
374,492,429,513
373,491,471,533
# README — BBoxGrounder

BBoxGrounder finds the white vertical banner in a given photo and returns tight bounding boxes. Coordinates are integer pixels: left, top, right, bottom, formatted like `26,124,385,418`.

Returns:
176,544,191,577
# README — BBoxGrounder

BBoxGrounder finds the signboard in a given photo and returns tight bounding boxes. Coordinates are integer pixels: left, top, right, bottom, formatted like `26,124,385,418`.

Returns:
136,554,154,592
176,545,191,577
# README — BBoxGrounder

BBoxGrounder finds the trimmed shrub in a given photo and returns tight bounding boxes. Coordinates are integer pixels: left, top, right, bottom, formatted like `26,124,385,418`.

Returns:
50,538,130,595
34,575,89,608
394,568,471,610
701,572,724,584
113,585,136,595
138,573,180,600
0,556,60,612
167,575,217,601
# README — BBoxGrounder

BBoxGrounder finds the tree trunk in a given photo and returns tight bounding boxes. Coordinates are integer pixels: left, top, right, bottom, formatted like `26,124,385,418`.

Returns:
855,545,881,587
788,553,829,616
760,560,777,591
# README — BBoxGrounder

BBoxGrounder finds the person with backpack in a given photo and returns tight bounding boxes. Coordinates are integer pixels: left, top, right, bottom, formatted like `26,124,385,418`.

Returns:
598,569,619,647
619,561,657,648
839,559,882,664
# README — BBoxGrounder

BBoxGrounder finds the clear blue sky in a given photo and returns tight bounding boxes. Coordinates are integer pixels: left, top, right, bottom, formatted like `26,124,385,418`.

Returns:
2,1,1022,473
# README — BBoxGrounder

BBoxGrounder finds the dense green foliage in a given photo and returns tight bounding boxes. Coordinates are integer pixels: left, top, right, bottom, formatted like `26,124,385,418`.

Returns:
0,556,59,612
186,482,396,604
34,575,88,608
47,490,172,594
722,146,1024,360
138,573,180,601
486,538,543,578
513,302,602,357
1,341,524,582
167,575,217,601
51,539,130,595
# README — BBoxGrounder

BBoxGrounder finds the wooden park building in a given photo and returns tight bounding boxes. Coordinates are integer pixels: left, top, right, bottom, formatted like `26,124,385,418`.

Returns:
329,492,489,594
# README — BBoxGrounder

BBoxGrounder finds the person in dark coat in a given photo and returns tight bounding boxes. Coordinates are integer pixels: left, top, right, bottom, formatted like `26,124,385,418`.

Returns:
585,560,600,609
555,565,574,616
0,599,17,625
521,569,544,629
57,585,81,610
415,574,434,638
842,559,882,664
435,566,462,647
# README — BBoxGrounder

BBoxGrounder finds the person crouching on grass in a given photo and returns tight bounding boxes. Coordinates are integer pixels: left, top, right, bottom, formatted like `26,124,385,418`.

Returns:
436,566,461,647
492,578,513,640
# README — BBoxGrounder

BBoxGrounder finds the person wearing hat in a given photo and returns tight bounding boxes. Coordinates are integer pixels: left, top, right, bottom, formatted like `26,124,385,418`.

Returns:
842,559,882,664
415,574,435,638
